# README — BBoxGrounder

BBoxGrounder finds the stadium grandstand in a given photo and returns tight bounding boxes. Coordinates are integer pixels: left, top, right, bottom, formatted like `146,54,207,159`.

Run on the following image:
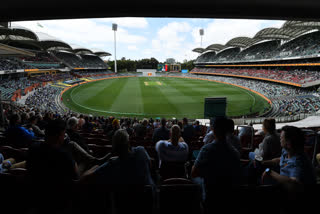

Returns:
0,12,320,214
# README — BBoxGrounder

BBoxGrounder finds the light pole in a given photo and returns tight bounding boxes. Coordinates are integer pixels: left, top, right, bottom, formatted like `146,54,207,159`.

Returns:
112,23,118,73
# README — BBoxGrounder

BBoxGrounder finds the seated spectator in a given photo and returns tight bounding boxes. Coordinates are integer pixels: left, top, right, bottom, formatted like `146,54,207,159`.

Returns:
226,118,241,153
82,116,93,132
26,119,79,213
191,117,241,213
155,125,189,168
26,119,79,184
250,118,281,161
26,116,45,137
81,129,154,185
193,120,201,136
182,117,195,144
66,117,89,152
78,114,85,128
107,119,120,139
238,122,253,137
0,152,14,173
191,116,241,190
134,118,148,138
261,126,316,187
152,118,170,144
203,119,215,145
5,113,35,148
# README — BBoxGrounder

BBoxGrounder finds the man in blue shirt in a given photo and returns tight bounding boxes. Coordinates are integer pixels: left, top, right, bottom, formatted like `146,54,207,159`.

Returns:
5,113,35,148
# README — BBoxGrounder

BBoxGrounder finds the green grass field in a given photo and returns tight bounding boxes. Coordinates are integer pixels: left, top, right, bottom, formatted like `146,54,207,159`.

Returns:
62,77,270,118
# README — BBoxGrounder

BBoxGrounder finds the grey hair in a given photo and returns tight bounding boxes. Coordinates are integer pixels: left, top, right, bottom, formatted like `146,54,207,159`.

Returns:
112,129,130,157
67,117,79,129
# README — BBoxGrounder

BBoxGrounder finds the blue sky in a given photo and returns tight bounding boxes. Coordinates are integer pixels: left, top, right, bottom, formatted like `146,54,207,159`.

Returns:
13,18,286,62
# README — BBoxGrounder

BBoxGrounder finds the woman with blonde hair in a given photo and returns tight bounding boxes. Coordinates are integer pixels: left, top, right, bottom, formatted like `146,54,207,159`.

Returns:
155,124,189,168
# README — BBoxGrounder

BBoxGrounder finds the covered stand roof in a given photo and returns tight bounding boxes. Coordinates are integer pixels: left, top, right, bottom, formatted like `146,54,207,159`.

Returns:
282,21,320,28
0,25,38,41
90,48,111,57
36,32,72,51
192,47,206,53
225,37,261,48
0,43,35,56
70,44,93,55
205,44,225,52
254,27,313,41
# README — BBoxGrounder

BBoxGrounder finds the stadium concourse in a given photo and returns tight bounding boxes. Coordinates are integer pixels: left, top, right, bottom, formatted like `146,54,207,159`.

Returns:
0,21,320,214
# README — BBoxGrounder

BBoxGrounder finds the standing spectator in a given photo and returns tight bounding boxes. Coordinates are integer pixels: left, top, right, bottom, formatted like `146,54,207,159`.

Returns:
155,125,189,168
152,118,170,144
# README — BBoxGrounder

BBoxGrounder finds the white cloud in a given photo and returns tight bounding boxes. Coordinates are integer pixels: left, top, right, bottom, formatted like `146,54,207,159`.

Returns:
12,18,287,62
97,17,148,29
128,45,138,51
150,21,194,61
192,19,286,48
13,19,147,50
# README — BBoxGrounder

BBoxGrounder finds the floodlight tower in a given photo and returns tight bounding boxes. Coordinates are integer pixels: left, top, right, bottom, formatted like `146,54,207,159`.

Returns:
199,29,204,48
112,23,118,73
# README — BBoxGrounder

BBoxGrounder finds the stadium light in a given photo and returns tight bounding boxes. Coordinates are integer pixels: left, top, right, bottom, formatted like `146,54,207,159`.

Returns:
112,23,118,73
199,29,204,48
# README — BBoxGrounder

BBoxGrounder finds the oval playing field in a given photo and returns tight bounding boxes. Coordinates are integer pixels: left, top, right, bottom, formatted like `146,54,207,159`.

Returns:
62,77,270,118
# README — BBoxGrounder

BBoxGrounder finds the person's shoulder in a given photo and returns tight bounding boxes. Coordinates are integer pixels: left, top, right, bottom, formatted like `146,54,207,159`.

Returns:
201,141,216,150
132,146,148,154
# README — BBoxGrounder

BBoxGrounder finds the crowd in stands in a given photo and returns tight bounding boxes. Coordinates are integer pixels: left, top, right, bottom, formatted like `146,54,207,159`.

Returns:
196,31,320,64
73,70,113,78
0,77,39,99
0,100,319,213
80,55,108,68
273,31,320,59
31,72,74,82
191,67,320,84
20,52,60,63
234,40,281,61
53,51,108,69
25,86,65,114
0,57,33,71
180,72,320,116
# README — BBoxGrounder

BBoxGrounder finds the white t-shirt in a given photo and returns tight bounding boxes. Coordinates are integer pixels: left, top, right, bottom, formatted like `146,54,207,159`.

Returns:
155,140,189,167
